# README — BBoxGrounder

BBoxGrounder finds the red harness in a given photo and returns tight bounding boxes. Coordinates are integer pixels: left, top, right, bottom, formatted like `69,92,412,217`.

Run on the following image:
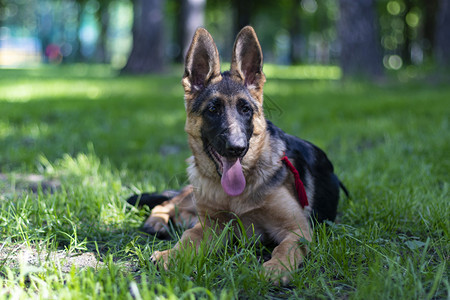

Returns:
281,154,309,208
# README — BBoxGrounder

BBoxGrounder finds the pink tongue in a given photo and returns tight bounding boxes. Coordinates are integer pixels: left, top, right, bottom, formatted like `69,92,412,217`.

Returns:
221,157,246,196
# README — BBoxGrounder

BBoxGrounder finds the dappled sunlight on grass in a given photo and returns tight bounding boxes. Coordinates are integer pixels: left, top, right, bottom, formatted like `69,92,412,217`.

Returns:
264,64,341,80
0,64,116,79
0,81,106,102
0,65,449,299
0,65,183,103
0,78,183,103
0,66,189,172
0,64,340,103
220,62,341,80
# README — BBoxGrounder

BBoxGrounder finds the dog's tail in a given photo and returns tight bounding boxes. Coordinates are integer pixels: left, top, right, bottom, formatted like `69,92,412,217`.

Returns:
339,181,350,199
126,190,180,209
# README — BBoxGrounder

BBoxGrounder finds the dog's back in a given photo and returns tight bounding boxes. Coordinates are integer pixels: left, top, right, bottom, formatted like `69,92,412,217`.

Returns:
267,121,342,222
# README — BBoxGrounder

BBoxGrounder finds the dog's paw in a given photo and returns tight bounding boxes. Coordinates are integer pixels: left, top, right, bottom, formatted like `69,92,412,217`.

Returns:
142,216,170,238
150,250,171,270
263,260,292,286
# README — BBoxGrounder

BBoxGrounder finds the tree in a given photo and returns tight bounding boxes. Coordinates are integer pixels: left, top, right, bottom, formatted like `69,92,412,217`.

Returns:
337,0,383,79
121,0,165,74
435,0,450,68
0,0,5,28
72,0,85,62
288,0,301,64
232,0,254,36
401,0,413,65
422,0,439,60
95,0,111,63
176,0,206,63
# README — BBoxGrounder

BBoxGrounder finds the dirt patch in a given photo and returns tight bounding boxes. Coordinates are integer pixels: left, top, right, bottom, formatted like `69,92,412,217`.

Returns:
0,173,61,198
0,174,101,272
0,174,138,273
0,243,103,272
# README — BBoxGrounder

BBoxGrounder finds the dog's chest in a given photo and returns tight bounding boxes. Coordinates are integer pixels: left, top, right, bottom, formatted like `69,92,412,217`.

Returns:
196,187,263,216
196,194,269,237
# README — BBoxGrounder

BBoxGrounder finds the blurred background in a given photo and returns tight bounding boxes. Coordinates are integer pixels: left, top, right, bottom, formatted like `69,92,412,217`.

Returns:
0,0,449,78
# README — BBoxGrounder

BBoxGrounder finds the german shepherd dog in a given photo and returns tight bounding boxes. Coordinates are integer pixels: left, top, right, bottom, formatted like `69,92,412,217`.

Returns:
131,26,348,285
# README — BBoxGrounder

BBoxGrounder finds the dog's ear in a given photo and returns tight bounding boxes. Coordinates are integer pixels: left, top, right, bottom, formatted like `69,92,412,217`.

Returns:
230,26,266,102
182,28,221,97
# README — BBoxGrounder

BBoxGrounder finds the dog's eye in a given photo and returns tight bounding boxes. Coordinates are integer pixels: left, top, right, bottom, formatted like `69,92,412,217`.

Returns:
237,99,252,115
240,104,252,114
241,106,250,113
208,104,218,114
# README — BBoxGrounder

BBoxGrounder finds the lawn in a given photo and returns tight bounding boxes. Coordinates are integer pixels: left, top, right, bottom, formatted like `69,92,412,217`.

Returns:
0,65,448,299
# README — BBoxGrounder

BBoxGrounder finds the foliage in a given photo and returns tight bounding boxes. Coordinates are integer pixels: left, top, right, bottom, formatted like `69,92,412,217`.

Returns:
0,65,448,298
1,0,447,71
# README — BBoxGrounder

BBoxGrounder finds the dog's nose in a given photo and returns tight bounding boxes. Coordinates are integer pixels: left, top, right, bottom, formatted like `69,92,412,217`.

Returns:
225,137,247,157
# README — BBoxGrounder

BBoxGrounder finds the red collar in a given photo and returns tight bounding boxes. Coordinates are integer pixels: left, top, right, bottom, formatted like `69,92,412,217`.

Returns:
281,154,309,208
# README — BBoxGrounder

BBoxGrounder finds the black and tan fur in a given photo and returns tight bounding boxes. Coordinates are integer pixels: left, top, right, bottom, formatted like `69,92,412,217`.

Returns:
132,26,347,285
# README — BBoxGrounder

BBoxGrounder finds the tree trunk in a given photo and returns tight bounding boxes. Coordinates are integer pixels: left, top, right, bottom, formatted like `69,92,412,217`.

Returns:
435,0,450,67
337,0,383,79
37,2,54,63
121,0,165,74
401,0,413,66
289,0,302,64
233,0,253,36
96,2,110,63
176,0,206,63
423,0,439,60
73,2,84,62
0,1,4,28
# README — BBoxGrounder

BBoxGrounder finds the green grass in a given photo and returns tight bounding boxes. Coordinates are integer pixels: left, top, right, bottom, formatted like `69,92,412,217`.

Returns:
0,64,448,299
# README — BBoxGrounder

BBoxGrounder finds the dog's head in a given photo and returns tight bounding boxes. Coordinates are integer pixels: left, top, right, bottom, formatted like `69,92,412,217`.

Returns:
182,26,267,197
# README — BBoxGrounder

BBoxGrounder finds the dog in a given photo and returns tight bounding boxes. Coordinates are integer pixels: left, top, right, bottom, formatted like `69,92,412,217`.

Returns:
130,26,348,285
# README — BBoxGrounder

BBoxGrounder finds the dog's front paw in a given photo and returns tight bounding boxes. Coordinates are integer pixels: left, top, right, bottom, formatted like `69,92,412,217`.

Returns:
150,249,171,270
263,260,292,286
143,215,170,238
